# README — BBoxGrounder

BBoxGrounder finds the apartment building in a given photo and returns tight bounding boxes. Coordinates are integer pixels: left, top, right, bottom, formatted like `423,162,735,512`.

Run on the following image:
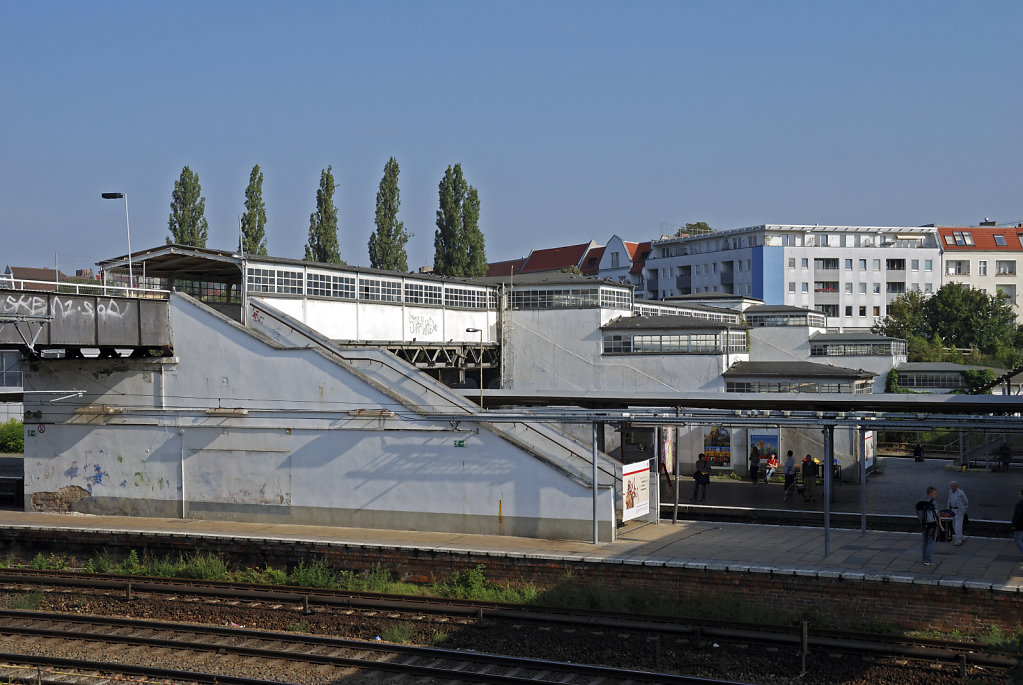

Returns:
641,224,942,331
937,224,1023,321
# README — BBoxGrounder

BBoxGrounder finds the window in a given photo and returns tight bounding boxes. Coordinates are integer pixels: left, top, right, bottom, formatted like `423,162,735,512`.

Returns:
858,259,867,270
816,304,839,317
845,306,853,316
695,265,701,275
873,259,881,271
978,260,987,276
911,259,919,271
996,260,1017,276
844,282,853,294
925,283,933,293
950,231,974,246
788,282,796,293
886,259,905,271
801,258,809,268
815,258,839,270
817,234,829,247
994,234,1007,246
859,283,867,294
859,306,867,317
873,283,881,294
873,306,880,316
610,252,620,268
844,259,853,270
360,277,402,302
307,272,356,299
924,259,932,271
801,282,808,293
404,282,442,305
946,260,970,276
886,282,906,294
788,258,795,269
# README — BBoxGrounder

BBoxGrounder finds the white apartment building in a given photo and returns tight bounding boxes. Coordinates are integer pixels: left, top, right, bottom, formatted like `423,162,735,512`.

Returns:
937,224,1023,321
642,224,942,331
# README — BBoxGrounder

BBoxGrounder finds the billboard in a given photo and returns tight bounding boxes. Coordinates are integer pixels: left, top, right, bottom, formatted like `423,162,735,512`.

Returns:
702,425,731,468
622,460,650,522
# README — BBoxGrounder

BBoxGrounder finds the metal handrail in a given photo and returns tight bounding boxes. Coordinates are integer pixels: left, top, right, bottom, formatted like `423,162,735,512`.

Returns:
0,279,169,299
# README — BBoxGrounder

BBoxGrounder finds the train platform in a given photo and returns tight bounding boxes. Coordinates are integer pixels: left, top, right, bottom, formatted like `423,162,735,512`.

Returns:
0,501,1020,593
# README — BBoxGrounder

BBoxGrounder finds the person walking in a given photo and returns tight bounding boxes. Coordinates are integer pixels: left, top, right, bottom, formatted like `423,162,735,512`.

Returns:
692,453,711,503
801,455,817,503
763,452,779,484
782,450,797,502
748,447,761,485
946,481,969,546
916,486,943,565
1012,489,1023,558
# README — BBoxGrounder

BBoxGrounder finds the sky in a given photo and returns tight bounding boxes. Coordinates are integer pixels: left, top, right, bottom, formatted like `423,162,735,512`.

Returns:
1,1,1021,274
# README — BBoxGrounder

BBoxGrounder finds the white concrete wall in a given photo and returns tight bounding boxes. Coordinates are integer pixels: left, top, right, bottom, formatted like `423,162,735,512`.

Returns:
20,294,613,540
503,307,739,393
257,296,498,344
749,326,821,362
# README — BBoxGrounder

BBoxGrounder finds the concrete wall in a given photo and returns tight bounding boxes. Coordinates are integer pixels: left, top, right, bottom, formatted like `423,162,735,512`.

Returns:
21,294,615,541
258,296,498,344
503,307,739,393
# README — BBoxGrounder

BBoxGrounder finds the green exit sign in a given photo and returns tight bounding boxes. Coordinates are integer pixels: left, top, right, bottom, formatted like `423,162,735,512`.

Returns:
454,439,467,448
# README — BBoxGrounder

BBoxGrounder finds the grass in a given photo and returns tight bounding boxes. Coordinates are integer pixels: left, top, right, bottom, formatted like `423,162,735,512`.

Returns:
5,590,43,610
380,622,416,643
10,550,1023,649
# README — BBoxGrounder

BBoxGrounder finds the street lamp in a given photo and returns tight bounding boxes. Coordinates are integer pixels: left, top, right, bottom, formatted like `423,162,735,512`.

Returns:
101,192,132,292
465,327,484,407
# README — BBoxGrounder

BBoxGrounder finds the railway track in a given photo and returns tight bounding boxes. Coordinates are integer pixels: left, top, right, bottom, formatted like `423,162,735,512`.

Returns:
0,569,1015,683
0,610,734,684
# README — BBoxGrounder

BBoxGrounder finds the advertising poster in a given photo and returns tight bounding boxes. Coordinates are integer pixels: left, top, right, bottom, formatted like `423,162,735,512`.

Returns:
863,430,875,469
622,460,650,522
749,432,779,464
702,425,731,468
659,426,675,475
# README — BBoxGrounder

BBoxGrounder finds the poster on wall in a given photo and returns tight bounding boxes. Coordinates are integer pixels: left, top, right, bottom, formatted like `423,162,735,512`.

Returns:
659,426,675,475
863,431,875,469
622,460,650,522
702,425,731,468
749,432,779,465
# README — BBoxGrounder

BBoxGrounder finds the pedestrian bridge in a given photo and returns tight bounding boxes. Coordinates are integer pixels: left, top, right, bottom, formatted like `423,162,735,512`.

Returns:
0,284,171,358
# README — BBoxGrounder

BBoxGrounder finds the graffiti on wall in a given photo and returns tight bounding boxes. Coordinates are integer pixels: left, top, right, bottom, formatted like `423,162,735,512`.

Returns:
407,314,438,337
1,294,131,321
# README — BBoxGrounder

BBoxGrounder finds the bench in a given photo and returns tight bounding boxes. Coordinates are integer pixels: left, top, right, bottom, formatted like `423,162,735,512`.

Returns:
967,455,1023,470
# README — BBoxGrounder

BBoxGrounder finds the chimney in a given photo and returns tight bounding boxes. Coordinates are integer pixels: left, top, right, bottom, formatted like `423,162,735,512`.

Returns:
979,218,997,227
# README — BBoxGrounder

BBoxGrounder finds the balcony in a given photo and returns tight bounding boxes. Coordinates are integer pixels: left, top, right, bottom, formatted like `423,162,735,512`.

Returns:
675,274,691,289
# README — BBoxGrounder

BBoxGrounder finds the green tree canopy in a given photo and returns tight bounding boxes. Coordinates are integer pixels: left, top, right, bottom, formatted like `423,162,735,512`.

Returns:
873,284,1021,357
434,164,486,277
304,166,341,264
240,164,268,255
167,166,209,247
367,157,411,271
676,221,713,236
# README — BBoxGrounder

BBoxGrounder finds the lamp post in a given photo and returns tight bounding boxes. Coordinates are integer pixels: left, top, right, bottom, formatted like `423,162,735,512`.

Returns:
101,192,132,292
465,327,484,408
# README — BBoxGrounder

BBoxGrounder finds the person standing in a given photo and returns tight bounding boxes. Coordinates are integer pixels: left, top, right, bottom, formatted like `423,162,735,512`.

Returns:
749,447,761,485
692,453,711,503
801,455,817,503
782,451,797,501
917,486,943,565
763,452,779,484
946,481,969,546
1012,489,1023,558
913,442,925,462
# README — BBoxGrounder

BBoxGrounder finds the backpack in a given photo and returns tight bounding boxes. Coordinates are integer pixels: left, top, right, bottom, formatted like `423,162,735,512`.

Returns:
915,500,937,527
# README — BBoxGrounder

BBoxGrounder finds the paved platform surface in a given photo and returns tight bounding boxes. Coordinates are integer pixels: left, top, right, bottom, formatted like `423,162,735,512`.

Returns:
0,507,1020,592
0,455,1020,591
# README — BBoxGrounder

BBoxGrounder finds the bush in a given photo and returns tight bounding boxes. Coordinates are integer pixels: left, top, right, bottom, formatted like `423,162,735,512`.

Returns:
0,419,24,453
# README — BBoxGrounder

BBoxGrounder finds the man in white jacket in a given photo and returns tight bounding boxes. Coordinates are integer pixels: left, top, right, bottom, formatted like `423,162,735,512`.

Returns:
947,481,969,546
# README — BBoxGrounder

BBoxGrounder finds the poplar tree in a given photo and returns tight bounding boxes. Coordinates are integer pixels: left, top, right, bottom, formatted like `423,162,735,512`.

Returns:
368,157,411,271
434,163,486,277
167,166,209,247
240,164,268,255
304,166,341,264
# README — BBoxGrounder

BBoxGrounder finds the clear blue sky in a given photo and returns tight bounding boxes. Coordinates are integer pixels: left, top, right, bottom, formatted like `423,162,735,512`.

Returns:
2,1,1020,274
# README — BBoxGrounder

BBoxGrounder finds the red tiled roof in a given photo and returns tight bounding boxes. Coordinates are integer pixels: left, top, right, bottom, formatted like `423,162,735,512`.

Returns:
581,246,605,275
5,266,72,291
486,258,527,277
937,226,1023,252
630,242,652,275
519,242,594,274
623,241,640,259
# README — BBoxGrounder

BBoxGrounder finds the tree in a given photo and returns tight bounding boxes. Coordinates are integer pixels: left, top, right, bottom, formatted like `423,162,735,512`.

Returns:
871,290,929,340
367,157,411,271
924,283,1017,354
676,221,713,236
240,164,268,255
433,164,486,277
304,166,341,264
167,166,209,247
